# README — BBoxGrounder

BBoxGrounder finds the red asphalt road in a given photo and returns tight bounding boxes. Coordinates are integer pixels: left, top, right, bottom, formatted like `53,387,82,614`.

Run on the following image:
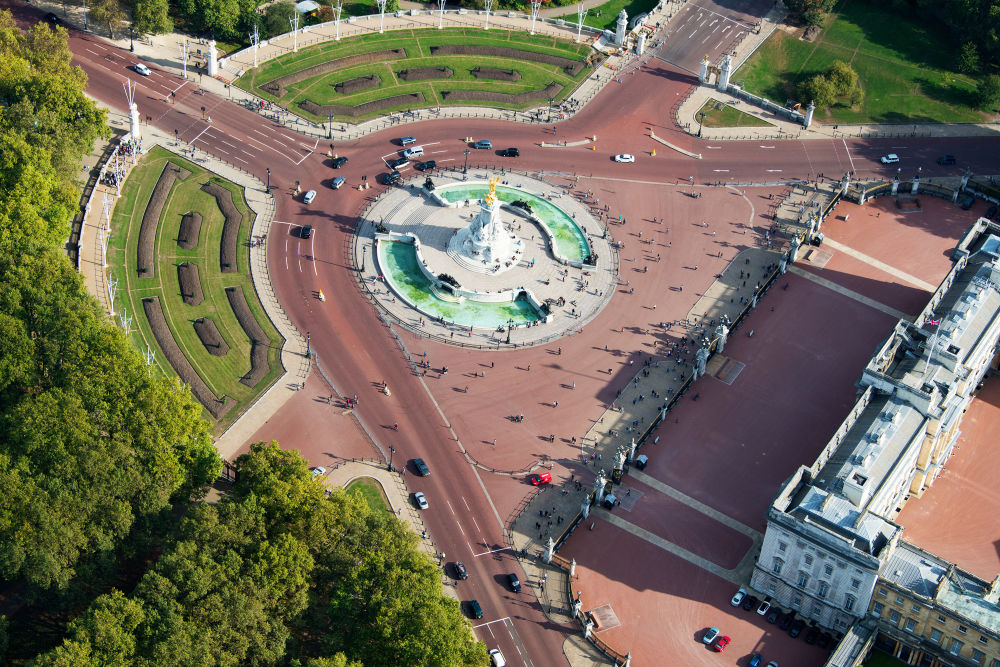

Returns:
14,0,998,661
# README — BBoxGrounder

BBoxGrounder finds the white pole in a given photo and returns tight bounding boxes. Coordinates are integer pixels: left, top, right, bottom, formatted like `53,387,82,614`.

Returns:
530,0,542,35
250,25,259,67
576,1,586,42
335,1,343,39
484,0,494,29
438,0,446,29
376,0,387,33
181,38,188,79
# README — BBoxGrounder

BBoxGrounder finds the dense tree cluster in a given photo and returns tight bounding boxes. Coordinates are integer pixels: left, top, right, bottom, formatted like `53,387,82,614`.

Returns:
783,0,837,26
797,60,863,109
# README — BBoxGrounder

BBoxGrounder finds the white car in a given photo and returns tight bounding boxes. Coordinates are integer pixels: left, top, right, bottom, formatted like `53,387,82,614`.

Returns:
310,466,327,479
303,189,317,204
731,587,747,607
702,627,720,644
414,491,429,509
134,63,151,76
757,599,771,615
614,154,636,163
880,153,900,164
489,648,506,667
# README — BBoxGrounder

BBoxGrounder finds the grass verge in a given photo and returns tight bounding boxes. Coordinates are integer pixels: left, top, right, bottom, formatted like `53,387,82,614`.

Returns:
345,477,392,512
696,99,773,128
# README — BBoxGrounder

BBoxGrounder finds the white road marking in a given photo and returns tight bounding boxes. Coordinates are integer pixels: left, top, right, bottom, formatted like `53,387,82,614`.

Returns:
713,169,730,172
311,235,317,275
472,617,511,630
760,145,775,149
189,125,211,145
766,169,783,173
473,546,513,557
843,138,856,173
706,146,722,149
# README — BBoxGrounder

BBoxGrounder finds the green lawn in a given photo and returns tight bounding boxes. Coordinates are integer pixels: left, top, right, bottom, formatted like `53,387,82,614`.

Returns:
556,0,659,32
697,98,773,128
107,146,284,434
736,0,985,124
236,27,597,123
861,650,907,667
345,477,391,512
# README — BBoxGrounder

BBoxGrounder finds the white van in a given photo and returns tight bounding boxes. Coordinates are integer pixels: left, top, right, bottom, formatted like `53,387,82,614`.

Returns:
403,146,424,159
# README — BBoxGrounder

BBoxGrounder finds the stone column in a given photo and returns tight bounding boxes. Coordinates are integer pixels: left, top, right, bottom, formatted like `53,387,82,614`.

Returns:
841,173,851,196
207,39,218,77
715,323,729,353
911,175,920,195
570,558,576,578
699,56,709,84
803,101,815,128
544,537,554,563
788,236,801,263
615,10,628,45
891,176,899,196
581,498,590,519
636,32,646,55
695,346,708,377
572,598,583,618
779,257,787,274
717,53,732,91
961,169,971,190
584,619,595,638
594,470,606,503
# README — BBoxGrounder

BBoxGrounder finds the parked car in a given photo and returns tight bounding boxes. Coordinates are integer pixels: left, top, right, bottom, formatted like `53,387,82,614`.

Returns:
712,635,730,652
303,189,317,204
310,466,326,478
805,626,819,645
331,156,348,168
702,627,720,644
766,662,779,667
757,599,771,615
766,608,781,624
634,454,648,469
134,63,151,76
936,155,956,165
45,12,61,25
473,140,493,149
507,573,521,593
467,599,483,619
500,147,520,157
614,154,636,163
489,648,506,667
413,458,430,476
880,153,900,164
731,588,747,607
959,193,975,210
818,632,832,649
413,491,429,510
453,561,468,579
749,654,763,667
779,613,794,631
789,618,806,638
415,160,437,171
986,204,998,220
387,156,409,169
399,136,417,146
529,472,552,485
301,225,313,239
384,170,402,185
331,176,346,189
742,595,759,611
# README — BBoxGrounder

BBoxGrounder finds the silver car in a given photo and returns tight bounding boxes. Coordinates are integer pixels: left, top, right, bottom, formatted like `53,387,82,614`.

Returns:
303,189,317,204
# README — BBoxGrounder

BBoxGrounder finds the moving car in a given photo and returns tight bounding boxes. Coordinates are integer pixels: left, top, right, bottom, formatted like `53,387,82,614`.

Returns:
880,153,900,164
467,599,483,619
384,170,402,185
702,627,720,644
310,466,326,478
749,654,763,667
453,561,468,580
387,156,409,169
507,573,521,593
303,189,317,204
413,458,430,476
936,155,956,165
301,225,313,239
415,160,437,171
331,156,348,168
399,136,417,146
712,635,730,652
489,648,506,667
413,491,429,509
473,140,493,149
500,147,520,157
403,146,424,159
614,154,636,163
757,599,771,616
529,472,552,485
731,587,747,607
331,176,346,189
134,63,152,76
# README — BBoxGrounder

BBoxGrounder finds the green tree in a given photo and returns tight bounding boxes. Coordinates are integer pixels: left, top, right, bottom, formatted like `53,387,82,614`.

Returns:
800,73,837,107
33,590,146,667
264,1,296,38
132,0,173,35
978,73,1000,111
88,0,127,38
956,41,982,73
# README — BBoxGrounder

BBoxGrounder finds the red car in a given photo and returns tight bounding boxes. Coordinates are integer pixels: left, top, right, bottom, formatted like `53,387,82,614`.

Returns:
713,636,731,652
530,472,552,485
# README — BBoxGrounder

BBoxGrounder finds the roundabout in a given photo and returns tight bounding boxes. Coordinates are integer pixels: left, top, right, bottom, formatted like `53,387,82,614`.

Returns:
355,169,617,346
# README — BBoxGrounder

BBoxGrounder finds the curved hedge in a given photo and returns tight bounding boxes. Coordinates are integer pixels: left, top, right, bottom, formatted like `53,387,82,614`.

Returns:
300,92,425,118
200,181,244,274
226,286,271,388
260,49,406,97
398,67,453,81
177,262,204,306
430,45,585,76
335,74,381,94
137,164,189,277
177,211,202,250
193,317,229,357
441,81,562,105
471,67,521,81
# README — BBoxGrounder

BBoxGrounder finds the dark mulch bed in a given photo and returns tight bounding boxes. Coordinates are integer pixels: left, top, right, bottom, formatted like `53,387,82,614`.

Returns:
260,49,406,98
177,211,202,250
300,92,425,118
225,286,271,388
200,181,244,274
177,262,204,306
442,81,562,105
471,67,521,81
138,163,189,278
335,74,381,94
431,45,585,76
142,297,232,420
398,66,453,81
193,317,230,357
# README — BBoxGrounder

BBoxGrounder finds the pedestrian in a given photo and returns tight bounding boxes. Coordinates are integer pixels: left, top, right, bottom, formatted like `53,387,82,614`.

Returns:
491,361,494,368
492,439,497,446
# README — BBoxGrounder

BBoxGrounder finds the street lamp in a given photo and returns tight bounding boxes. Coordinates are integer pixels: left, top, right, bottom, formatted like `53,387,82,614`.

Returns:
505,317,514,344
698,111,707,138
129,27,135,52
388,445,395,472
266,167,270,193
463,149,471,175
328,113,334,139
547,97,554,122
361,245,367,272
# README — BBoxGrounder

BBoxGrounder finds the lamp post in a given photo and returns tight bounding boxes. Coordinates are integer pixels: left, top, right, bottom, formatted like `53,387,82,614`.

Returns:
129,27,135,52
361,245,367,272
505,318,514,344
463,149,471,175
547,97,554,122
266,167,270,193
328,113,333,139
698,111,706,138
388,445,395,472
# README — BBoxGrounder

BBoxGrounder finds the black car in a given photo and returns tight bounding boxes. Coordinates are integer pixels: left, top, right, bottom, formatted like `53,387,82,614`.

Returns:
500,147,520,157
742,594,759,611
387,156,409,169
45,12,61,25
937,155,956,165
467,600,483,619
779,613,794,631
986,204,998,220
805,626,819,645
789,618,806,638
818,632,832,649
959,193,975,210
331,156,348,168
507,574,521,593
415,160,437,172
453,561,468,580
383,170,402,185
301,225,313,239
413,458,430,476
766,608,781,624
